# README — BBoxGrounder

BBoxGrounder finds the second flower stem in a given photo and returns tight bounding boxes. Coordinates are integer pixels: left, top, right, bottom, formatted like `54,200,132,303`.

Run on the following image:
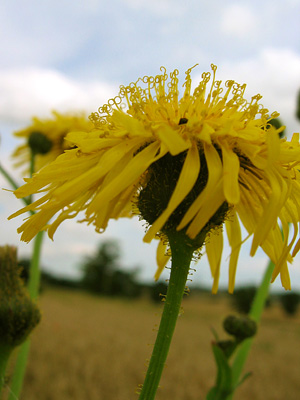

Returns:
229,260,274,396
138,233,196,400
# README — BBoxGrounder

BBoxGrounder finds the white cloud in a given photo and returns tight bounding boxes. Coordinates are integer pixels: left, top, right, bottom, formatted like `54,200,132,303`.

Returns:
0,68,118,124
123,0,185,17
220,48,300,134
220,4,259,37
191,49,300,136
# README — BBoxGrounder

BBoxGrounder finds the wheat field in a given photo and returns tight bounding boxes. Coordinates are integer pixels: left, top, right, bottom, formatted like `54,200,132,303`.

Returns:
5,287,300,400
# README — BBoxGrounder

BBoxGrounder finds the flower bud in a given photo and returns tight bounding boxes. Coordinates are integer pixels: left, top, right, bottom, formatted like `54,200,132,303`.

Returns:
223,315,257,341
0,246,41,348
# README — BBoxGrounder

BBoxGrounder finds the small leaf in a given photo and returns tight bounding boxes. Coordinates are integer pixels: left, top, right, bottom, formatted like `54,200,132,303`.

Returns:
235,371,253,389
206,344,233,399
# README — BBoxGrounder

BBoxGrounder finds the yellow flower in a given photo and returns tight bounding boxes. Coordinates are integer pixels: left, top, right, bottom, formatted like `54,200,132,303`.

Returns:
9,64,300,292
12,111,93,173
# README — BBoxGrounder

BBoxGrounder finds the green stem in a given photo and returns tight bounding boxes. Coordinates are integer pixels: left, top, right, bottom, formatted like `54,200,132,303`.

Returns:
8,151,43,400
0,163,32,210
8,232,44,400
227,260,274,399
28,154,35,205
138,233,195,400
0,164,19,192
7,342,30,400
0,345,13,395
27,231,44,300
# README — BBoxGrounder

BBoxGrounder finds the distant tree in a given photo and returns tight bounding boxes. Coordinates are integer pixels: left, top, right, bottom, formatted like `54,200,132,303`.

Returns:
279,292,300,316
81,240,142,298
109,270,142,298
81,240,120,295
231,286,270,314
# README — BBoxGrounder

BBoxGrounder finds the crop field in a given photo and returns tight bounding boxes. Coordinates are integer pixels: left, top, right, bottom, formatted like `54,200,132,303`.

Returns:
5,287,300,400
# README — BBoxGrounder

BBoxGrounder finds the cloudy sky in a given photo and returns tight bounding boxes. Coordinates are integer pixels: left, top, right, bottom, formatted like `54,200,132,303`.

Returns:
1,0,300,291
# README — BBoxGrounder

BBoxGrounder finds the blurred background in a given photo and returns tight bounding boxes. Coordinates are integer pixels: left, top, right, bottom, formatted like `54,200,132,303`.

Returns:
1,2,300,399
1,0,300,291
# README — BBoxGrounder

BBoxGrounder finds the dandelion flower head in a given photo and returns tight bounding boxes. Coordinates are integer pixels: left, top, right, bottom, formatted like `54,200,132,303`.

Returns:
12,111,93,173
10,64,300,292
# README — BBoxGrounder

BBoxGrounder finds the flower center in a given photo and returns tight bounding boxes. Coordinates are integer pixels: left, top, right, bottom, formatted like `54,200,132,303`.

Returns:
28,131,53,155
137,144,229,248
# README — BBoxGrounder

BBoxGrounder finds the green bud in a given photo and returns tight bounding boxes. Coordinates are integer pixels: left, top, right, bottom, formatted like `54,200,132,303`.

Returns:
223,315,257,341
0,246,41,348
28,131,53,155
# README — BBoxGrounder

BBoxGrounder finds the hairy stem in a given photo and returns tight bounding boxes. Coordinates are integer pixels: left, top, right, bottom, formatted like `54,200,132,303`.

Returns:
138,233,197,400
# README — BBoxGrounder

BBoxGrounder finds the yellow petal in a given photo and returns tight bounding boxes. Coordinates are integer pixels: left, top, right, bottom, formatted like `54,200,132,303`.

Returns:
90,141,163,209
206,229,223,294
53,137,147,204
177,143,223,230
225,212,242,293
154,239,170,281
279,263,291,290
221,143,240,204
186,180,225,238
271,203,298,282
155,125,191,155
86,147,137,216
266,128,280,164
251,168,288,256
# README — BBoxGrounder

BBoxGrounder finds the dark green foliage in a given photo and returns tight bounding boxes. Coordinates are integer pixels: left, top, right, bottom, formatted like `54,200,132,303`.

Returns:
231,286,257,314
81,240,120,294
81,240,142,298
108,270,142,298
296,89,300,122
149,281,168,303
18,258,79,291
231,286,271,315
268,117,286,138
42,272,81,290
279,292,300,316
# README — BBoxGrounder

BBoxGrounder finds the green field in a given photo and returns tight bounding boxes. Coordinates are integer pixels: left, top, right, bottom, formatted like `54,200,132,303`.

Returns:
6,288,300,400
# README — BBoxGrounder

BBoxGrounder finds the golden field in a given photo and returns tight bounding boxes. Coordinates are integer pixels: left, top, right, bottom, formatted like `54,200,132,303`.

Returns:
5,287,300,400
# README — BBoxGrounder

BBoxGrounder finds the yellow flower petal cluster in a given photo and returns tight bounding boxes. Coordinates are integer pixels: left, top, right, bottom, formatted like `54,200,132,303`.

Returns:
12,111,93,173
9,64,300,292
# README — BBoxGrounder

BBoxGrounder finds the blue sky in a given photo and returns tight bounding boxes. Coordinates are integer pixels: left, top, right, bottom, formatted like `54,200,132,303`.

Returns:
1,0,300,291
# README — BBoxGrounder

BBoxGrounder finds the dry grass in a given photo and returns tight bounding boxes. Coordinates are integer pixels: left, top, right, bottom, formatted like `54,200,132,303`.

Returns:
6,287,300,400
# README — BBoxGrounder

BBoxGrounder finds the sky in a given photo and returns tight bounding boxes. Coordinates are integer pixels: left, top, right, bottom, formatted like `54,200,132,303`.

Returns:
1,0,300,291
